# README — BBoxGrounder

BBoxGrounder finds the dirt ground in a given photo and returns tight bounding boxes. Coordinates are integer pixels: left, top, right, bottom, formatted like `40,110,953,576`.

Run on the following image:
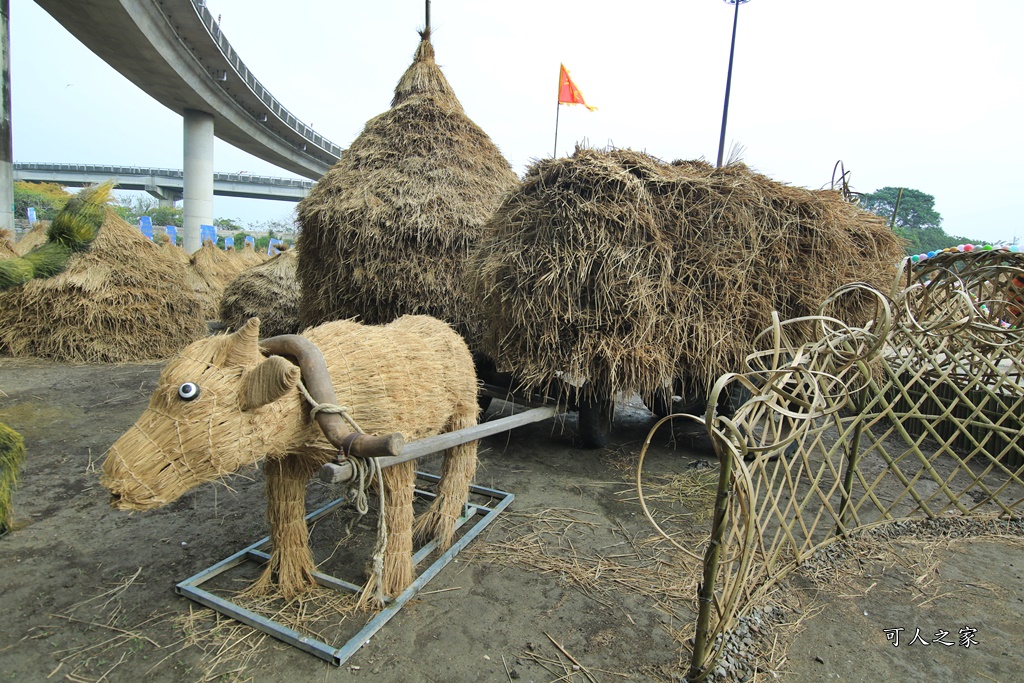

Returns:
2,355,1023,683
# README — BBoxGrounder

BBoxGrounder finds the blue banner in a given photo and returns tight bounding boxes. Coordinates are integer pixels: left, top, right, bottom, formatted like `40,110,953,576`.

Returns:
139,216,154,240
267,238,284,255
223,236,234,249
27,207,36,224
245,235,255,247
200,224,216,244
165,225,177,245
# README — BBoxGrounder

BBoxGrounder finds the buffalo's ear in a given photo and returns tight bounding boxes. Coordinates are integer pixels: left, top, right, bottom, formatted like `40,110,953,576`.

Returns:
239,355,300,410
225,318,262,368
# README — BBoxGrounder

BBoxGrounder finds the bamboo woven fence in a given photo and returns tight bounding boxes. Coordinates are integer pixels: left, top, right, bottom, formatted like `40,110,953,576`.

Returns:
648,249,1024,680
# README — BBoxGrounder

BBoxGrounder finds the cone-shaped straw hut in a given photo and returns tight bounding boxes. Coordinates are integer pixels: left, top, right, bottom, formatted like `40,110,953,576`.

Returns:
469,147,905,405
0,188,209,362
296,29,519,347
219,247,300,336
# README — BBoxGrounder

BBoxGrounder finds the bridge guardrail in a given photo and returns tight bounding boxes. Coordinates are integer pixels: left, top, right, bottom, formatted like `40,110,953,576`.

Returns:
188,0,342,160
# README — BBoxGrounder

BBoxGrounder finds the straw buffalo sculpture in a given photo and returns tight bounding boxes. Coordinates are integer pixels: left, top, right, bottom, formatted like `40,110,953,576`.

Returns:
101,315,479,601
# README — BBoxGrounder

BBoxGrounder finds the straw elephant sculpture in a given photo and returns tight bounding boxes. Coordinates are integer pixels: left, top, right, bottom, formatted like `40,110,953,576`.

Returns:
101,315,479,601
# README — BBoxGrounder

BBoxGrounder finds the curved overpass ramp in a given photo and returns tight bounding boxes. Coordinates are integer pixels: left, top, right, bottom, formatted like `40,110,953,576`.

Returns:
32,0,341,180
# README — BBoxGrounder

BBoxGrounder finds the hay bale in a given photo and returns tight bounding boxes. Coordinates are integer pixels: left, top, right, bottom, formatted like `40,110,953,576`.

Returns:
183,265,221,321
296,29,519,347
236,242,267,266
156,245,220,321
160,240,190,265
191,241,248,292
0,230,16,259
1,183,112,289
469,147,905,402
13,222,48,255
0,207,210,362
219,248,300,336
0,236,15,260
0,422,25,535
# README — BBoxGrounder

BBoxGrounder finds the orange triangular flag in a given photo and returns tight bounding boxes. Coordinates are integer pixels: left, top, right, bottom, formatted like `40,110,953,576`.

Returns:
558,64,597,111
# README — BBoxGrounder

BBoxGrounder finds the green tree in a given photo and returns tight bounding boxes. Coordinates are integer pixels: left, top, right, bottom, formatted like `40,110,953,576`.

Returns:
250,217,295,235
14,182,70,221
858,186,983,255
108,194,182,229
113,194,150,225
148,205,183,227
215,217,244,232
859,187,942,231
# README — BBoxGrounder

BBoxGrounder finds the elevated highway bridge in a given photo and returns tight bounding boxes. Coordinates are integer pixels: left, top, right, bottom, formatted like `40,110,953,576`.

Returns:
14,162,313,203
20,0,343,250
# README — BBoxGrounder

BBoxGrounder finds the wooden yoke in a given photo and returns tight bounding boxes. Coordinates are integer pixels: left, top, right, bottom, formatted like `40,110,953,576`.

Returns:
259,335,405,459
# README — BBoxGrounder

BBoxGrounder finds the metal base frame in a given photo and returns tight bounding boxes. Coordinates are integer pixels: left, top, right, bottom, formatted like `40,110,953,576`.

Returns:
176,472,515,666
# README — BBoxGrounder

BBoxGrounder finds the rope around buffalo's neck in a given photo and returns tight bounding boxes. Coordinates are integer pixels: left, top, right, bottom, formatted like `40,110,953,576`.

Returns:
296,379,372,512
296,379,364,433
295,378,389,606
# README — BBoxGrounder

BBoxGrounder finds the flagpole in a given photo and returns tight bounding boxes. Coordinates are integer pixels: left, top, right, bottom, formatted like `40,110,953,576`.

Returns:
553,102,561,158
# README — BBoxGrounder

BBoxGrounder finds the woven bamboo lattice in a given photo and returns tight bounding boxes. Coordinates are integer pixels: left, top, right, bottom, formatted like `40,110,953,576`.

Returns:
638,248,1024,681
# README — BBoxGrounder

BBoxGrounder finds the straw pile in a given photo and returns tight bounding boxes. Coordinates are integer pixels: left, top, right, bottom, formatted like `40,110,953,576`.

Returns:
153,241,216,317
0,194,210,362
219,247,300,336
160,240,191,265
296,29,519,347
13,222,48,255
0,422,25,535
191,241,248,291
0,230,16,259
236,242,266,267
469,148,905,402
1,184,111,288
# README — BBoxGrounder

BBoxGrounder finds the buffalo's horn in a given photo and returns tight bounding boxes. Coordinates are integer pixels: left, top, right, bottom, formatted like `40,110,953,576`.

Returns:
225,317,262,367
260,334,405,456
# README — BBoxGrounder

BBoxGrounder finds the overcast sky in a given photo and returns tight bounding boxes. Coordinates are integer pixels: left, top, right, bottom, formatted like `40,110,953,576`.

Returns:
11,0,1024,244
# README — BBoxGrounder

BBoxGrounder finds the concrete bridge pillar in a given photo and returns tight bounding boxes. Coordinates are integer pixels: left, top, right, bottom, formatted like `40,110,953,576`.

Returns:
182,109,214,254
0,0,14,233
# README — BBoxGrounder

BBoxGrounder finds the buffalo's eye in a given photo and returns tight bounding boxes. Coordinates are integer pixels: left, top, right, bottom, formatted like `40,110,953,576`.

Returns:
178,382,201,401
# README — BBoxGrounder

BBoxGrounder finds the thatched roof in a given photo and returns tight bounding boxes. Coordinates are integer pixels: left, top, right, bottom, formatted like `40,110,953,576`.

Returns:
296,30,519,346
219,248,300,336
0,210,210,362
469,147,906,402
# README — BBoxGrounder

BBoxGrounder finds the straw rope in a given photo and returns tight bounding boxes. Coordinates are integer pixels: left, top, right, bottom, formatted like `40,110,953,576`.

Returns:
294,376,390,607
649,256,1024,680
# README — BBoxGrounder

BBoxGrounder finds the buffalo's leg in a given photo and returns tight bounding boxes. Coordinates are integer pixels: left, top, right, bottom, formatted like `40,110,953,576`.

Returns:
251,455,320,599
380,459,416,597
413,399,479,550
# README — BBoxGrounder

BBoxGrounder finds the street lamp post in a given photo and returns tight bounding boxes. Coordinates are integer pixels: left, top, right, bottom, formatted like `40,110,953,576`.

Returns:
716,0,749,168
